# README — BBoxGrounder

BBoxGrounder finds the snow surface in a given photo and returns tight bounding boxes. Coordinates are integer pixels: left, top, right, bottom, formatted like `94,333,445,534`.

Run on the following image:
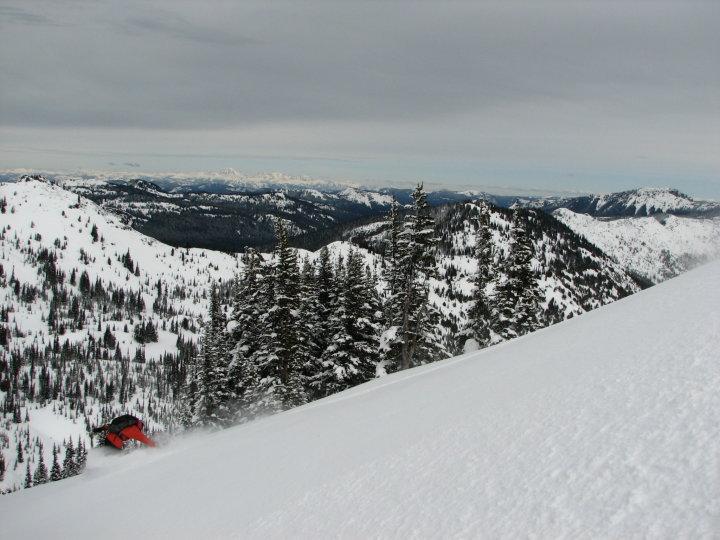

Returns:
2,261,719,539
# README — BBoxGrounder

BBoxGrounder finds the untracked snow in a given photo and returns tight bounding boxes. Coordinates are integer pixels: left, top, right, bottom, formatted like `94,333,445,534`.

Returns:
1,262,719,539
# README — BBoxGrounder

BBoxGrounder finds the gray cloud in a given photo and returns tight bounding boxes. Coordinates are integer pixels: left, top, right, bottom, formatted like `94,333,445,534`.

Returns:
2,1,716,130
0,5,58,27
118,12,254,47
1,1,719,197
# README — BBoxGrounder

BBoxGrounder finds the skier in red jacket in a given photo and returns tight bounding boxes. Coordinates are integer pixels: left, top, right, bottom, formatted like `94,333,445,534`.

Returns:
92,414,157,450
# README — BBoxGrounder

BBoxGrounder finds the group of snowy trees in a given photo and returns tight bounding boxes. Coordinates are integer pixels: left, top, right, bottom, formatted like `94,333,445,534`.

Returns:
463,202,544,349
2,435,87,494
184,185,452,428
0,224,204,492
183,187,554,429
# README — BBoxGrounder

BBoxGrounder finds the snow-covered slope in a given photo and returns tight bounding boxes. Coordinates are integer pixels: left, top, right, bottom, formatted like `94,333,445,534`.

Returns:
0,178,241,491
0,179,239,319
554,208,720,282
2,261,718,539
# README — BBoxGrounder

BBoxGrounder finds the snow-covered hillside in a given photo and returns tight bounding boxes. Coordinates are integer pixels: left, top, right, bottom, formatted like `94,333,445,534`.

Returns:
1,260,717,538
1,179,239,321
0,178,241,491
554,208,720,282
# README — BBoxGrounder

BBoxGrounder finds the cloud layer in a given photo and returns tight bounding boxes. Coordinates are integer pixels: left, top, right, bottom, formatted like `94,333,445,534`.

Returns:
1,1,719,196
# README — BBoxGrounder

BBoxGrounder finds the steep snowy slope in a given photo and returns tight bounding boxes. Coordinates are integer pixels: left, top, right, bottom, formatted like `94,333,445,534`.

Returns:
0,178,241,491
554,208,720,282
2,261,718,539
0,179,240,321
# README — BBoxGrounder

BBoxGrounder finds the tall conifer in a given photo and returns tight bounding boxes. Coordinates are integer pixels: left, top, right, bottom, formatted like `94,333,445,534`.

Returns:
382,184,446,371
491,210,542,340
465,202,495,350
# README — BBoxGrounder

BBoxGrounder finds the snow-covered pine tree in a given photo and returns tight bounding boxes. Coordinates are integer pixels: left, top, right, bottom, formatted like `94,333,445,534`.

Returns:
177,357,198,429
296,255,327,401
50,444,62,482
312,249,335,353
226,249,265,422
293,255,323,400
383,196,403,311
491,210,542,340
382,184,446,371
464,201,495,350
24,463,32,489
316,250,382,395
191,287,231,428
75,437,87,474
33,450,48,486
252,219,307,412
61,439,76,479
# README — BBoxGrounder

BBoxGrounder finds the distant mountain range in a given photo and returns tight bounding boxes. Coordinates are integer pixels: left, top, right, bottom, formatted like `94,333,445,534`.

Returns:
2,172,719,276
1,172,487,251
512,187,720,218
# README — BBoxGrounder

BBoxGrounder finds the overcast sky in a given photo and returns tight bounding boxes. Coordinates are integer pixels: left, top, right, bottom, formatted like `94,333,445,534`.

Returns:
1,0,719,197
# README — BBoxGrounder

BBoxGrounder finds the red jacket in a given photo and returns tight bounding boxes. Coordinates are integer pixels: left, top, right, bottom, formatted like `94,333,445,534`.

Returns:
96,415,157,449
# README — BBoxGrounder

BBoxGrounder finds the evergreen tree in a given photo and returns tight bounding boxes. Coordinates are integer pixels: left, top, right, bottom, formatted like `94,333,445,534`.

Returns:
383,184,446,371
134,320,158,344
316,250,382,395
310,250,334,351
76,437,87,473
296,255,327,401
491,210,542,340
191,286,230,428
465,202,495,350
251,219,307,411
62,439,77,478
50,444,63,481
33,451,49,486
24,463,32,489
383,196,404,309
178,355,198,429
225,249,265,422
103,325,117,349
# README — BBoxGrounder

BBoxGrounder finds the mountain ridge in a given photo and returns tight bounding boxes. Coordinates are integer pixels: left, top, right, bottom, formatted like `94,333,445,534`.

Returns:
514,186,720,217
